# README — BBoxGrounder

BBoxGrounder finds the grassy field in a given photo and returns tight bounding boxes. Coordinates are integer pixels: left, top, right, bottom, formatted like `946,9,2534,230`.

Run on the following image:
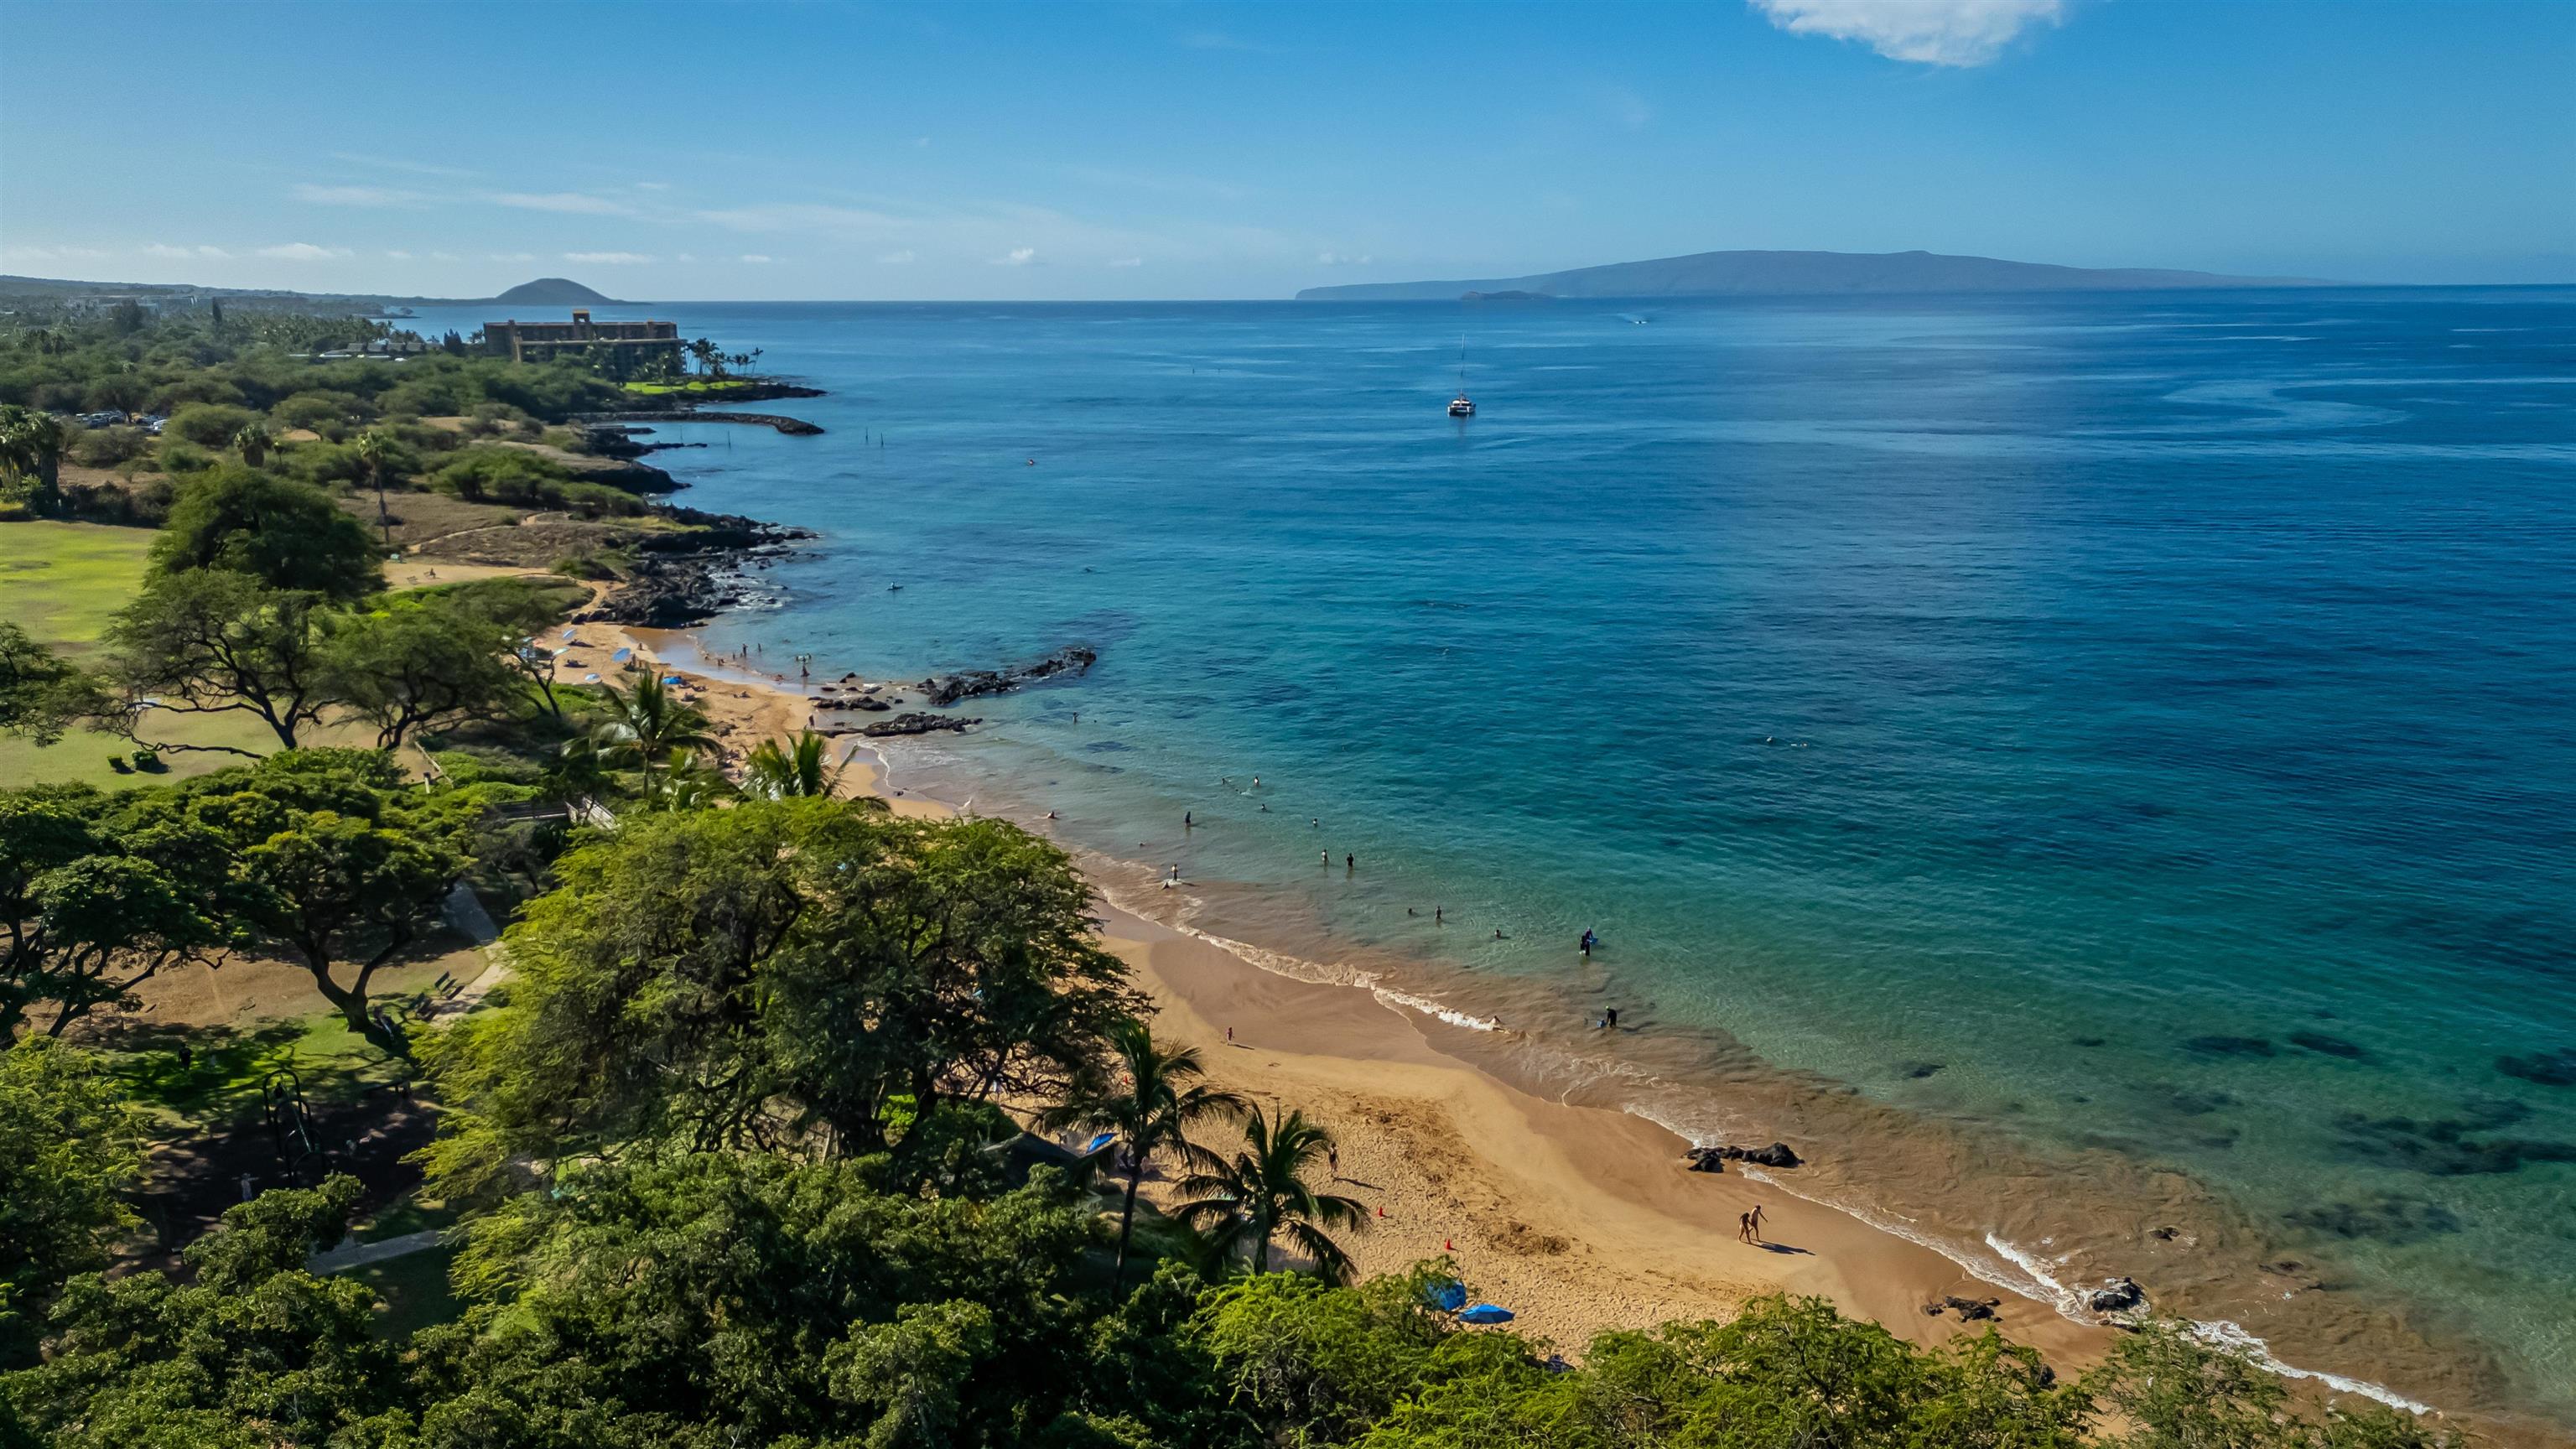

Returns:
0,520,309,787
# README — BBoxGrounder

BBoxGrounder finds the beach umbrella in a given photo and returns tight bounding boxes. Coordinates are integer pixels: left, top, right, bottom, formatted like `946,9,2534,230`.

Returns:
611,647,632,662
1457,1303,1515,1325
583,673,601,683
1083,1131,1118,1156
662,674,685,685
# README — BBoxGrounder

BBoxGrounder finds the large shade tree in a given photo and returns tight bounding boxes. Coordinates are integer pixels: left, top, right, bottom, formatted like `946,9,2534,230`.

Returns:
150,466,382,600
420,798,1140,1196
103,569,334,755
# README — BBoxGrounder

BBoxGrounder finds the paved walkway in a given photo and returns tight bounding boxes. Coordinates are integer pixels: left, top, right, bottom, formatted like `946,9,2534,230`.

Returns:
310,1228,445,1274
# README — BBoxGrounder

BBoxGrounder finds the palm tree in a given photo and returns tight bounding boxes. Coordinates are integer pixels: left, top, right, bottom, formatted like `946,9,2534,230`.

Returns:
1040,1019,1246,1291
353,428,393,545
0,406,65,517
640,747,735,811
743,730,844,799
232,422,276,468
1176,1105,1368,1282
592,673,718,782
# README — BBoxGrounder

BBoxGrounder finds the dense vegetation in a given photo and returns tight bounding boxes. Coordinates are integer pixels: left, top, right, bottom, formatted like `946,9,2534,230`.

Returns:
0,309,2475,1448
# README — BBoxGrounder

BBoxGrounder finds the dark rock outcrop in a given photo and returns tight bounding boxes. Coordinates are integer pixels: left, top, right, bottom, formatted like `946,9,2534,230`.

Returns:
607,408,823,435
1924,1296,2001,1321
2497,1048,2576,1088
919,646,1098,707
1684,1142,1802,1172
859,713,981,738
579,512,811,627
2087,1276,2146,1313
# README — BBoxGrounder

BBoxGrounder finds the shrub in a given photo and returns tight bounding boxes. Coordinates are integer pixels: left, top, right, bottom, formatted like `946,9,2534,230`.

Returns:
164,402,265,448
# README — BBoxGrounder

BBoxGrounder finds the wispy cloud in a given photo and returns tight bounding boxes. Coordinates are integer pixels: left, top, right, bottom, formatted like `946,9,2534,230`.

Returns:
489,252,535,263
1748,0,2062,65
741,253,775,263
293,183,430,207
877,249,917,264
386,249,413,260
1315,250,1374,267
993,247,1037,266
141,244,195,260
1108,257,1144,268
491,191,636,216
5,246,110,264
564,251,655,265
258,242,351,261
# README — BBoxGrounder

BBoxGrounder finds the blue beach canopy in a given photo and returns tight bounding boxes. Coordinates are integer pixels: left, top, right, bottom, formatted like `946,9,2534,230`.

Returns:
1457,1303,1515,1325
662,675,685,685
610,647,632,662
1083,1132,1118,1156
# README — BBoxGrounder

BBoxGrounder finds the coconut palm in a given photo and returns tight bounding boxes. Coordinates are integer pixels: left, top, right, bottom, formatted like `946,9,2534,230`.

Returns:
638,747,735,812
232,422,277,468
353,428,394,544
1040,1019,1247,1291
592,673,718,782
1176,1105,1368,1282
0,405,65,516
743,730,844,799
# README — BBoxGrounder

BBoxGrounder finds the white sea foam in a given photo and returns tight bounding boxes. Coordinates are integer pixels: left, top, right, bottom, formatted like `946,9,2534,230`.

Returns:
2189,1319,2434,1415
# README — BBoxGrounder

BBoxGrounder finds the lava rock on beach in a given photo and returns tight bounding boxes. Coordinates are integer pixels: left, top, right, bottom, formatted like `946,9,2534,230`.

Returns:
918,645,1098,706
1684,1142,1804,1171
859,713,982,738
1924,1295,2002,1322
2087,1276,2148,1313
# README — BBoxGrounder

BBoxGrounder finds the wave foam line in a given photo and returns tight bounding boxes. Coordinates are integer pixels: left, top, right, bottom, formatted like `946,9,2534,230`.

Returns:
2187,1319,2434,1415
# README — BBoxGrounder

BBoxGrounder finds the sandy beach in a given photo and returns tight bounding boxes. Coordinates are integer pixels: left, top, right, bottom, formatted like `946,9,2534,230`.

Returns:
533,605,2114,1372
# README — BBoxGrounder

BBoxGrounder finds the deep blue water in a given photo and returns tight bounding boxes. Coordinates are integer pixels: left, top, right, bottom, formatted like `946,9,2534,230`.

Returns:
418,290,2574,1416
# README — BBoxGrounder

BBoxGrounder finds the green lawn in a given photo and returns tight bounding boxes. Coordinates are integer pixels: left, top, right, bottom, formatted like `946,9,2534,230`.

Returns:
0,519,154,647
345,1242,463,1337
113,1010,416,1125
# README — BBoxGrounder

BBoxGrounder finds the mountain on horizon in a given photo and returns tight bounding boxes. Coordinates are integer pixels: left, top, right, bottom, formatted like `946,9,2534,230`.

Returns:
1295,249,2332,301
490,277,621,307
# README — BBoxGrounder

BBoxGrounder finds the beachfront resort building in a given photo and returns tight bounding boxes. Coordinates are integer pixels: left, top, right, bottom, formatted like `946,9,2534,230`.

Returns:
483,309,683,366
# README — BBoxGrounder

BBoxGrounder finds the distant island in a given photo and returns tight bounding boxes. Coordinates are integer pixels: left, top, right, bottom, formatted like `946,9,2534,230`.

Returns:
0,273,626,316
491,277,623,307
1296,248,2332,301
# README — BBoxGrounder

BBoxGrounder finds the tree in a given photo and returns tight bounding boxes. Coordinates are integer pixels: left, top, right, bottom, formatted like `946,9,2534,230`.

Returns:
744,730,844,799
419,800,1140,1196
104,569,333,754
228,421,274,468
0,624,100,746
3,1176,402,1447
1041,1018,1244,1291
237,808,460,1042
354,426,394,547
319,595,522,749
1176,1107,1367,1281
157,750,465,1044
591,672,717,782
0,1037,143,1368
151,465,382,599
0,787,232,1040
0,404,65,517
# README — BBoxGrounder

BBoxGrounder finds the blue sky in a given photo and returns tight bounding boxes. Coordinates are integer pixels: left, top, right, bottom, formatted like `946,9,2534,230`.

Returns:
3,1,2569,299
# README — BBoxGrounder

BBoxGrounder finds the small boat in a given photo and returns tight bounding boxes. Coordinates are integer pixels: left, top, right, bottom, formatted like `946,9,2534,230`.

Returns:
1446,334,1475,416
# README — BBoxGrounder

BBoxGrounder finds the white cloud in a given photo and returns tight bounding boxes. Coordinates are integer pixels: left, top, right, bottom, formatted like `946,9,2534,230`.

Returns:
386,249,414,260
1748,0,2061,65
634,180,673,191
1107,257,1144,268
993,247,1036,266
564,251,655,264
293,182,428,207
1315,251,1374,267
141,243,195,260
196,246,231,259
675,252,698,263
741,253,775,263
877,249,917,264
431,251,462,262
491,191,635,216
7,245,108,264
258,242,351,261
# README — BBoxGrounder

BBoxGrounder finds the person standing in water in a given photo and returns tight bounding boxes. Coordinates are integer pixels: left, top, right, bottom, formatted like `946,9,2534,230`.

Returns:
1184,811,1193,828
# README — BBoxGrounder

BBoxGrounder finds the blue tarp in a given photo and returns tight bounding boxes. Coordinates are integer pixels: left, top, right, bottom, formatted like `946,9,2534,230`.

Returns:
1457,1304,1515,1325
1426,1280,1467,1313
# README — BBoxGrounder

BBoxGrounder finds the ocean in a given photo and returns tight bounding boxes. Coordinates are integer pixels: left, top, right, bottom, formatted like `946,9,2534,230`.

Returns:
414,288,2575,1425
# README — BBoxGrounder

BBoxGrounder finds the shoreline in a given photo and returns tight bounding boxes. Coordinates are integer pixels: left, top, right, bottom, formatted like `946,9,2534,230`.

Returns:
581,628,2549,1429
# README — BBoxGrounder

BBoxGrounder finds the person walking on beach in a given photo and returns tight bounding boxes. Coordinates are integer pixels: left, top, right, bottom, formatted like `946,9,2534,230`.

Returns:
1327,1146,1339,1179
1737,1209,1756,1244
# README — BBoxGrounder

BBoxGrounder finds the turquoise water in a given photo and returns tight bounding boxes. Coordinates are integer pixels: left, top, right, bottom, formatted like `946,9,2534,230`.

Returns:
419,291,2573,1420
